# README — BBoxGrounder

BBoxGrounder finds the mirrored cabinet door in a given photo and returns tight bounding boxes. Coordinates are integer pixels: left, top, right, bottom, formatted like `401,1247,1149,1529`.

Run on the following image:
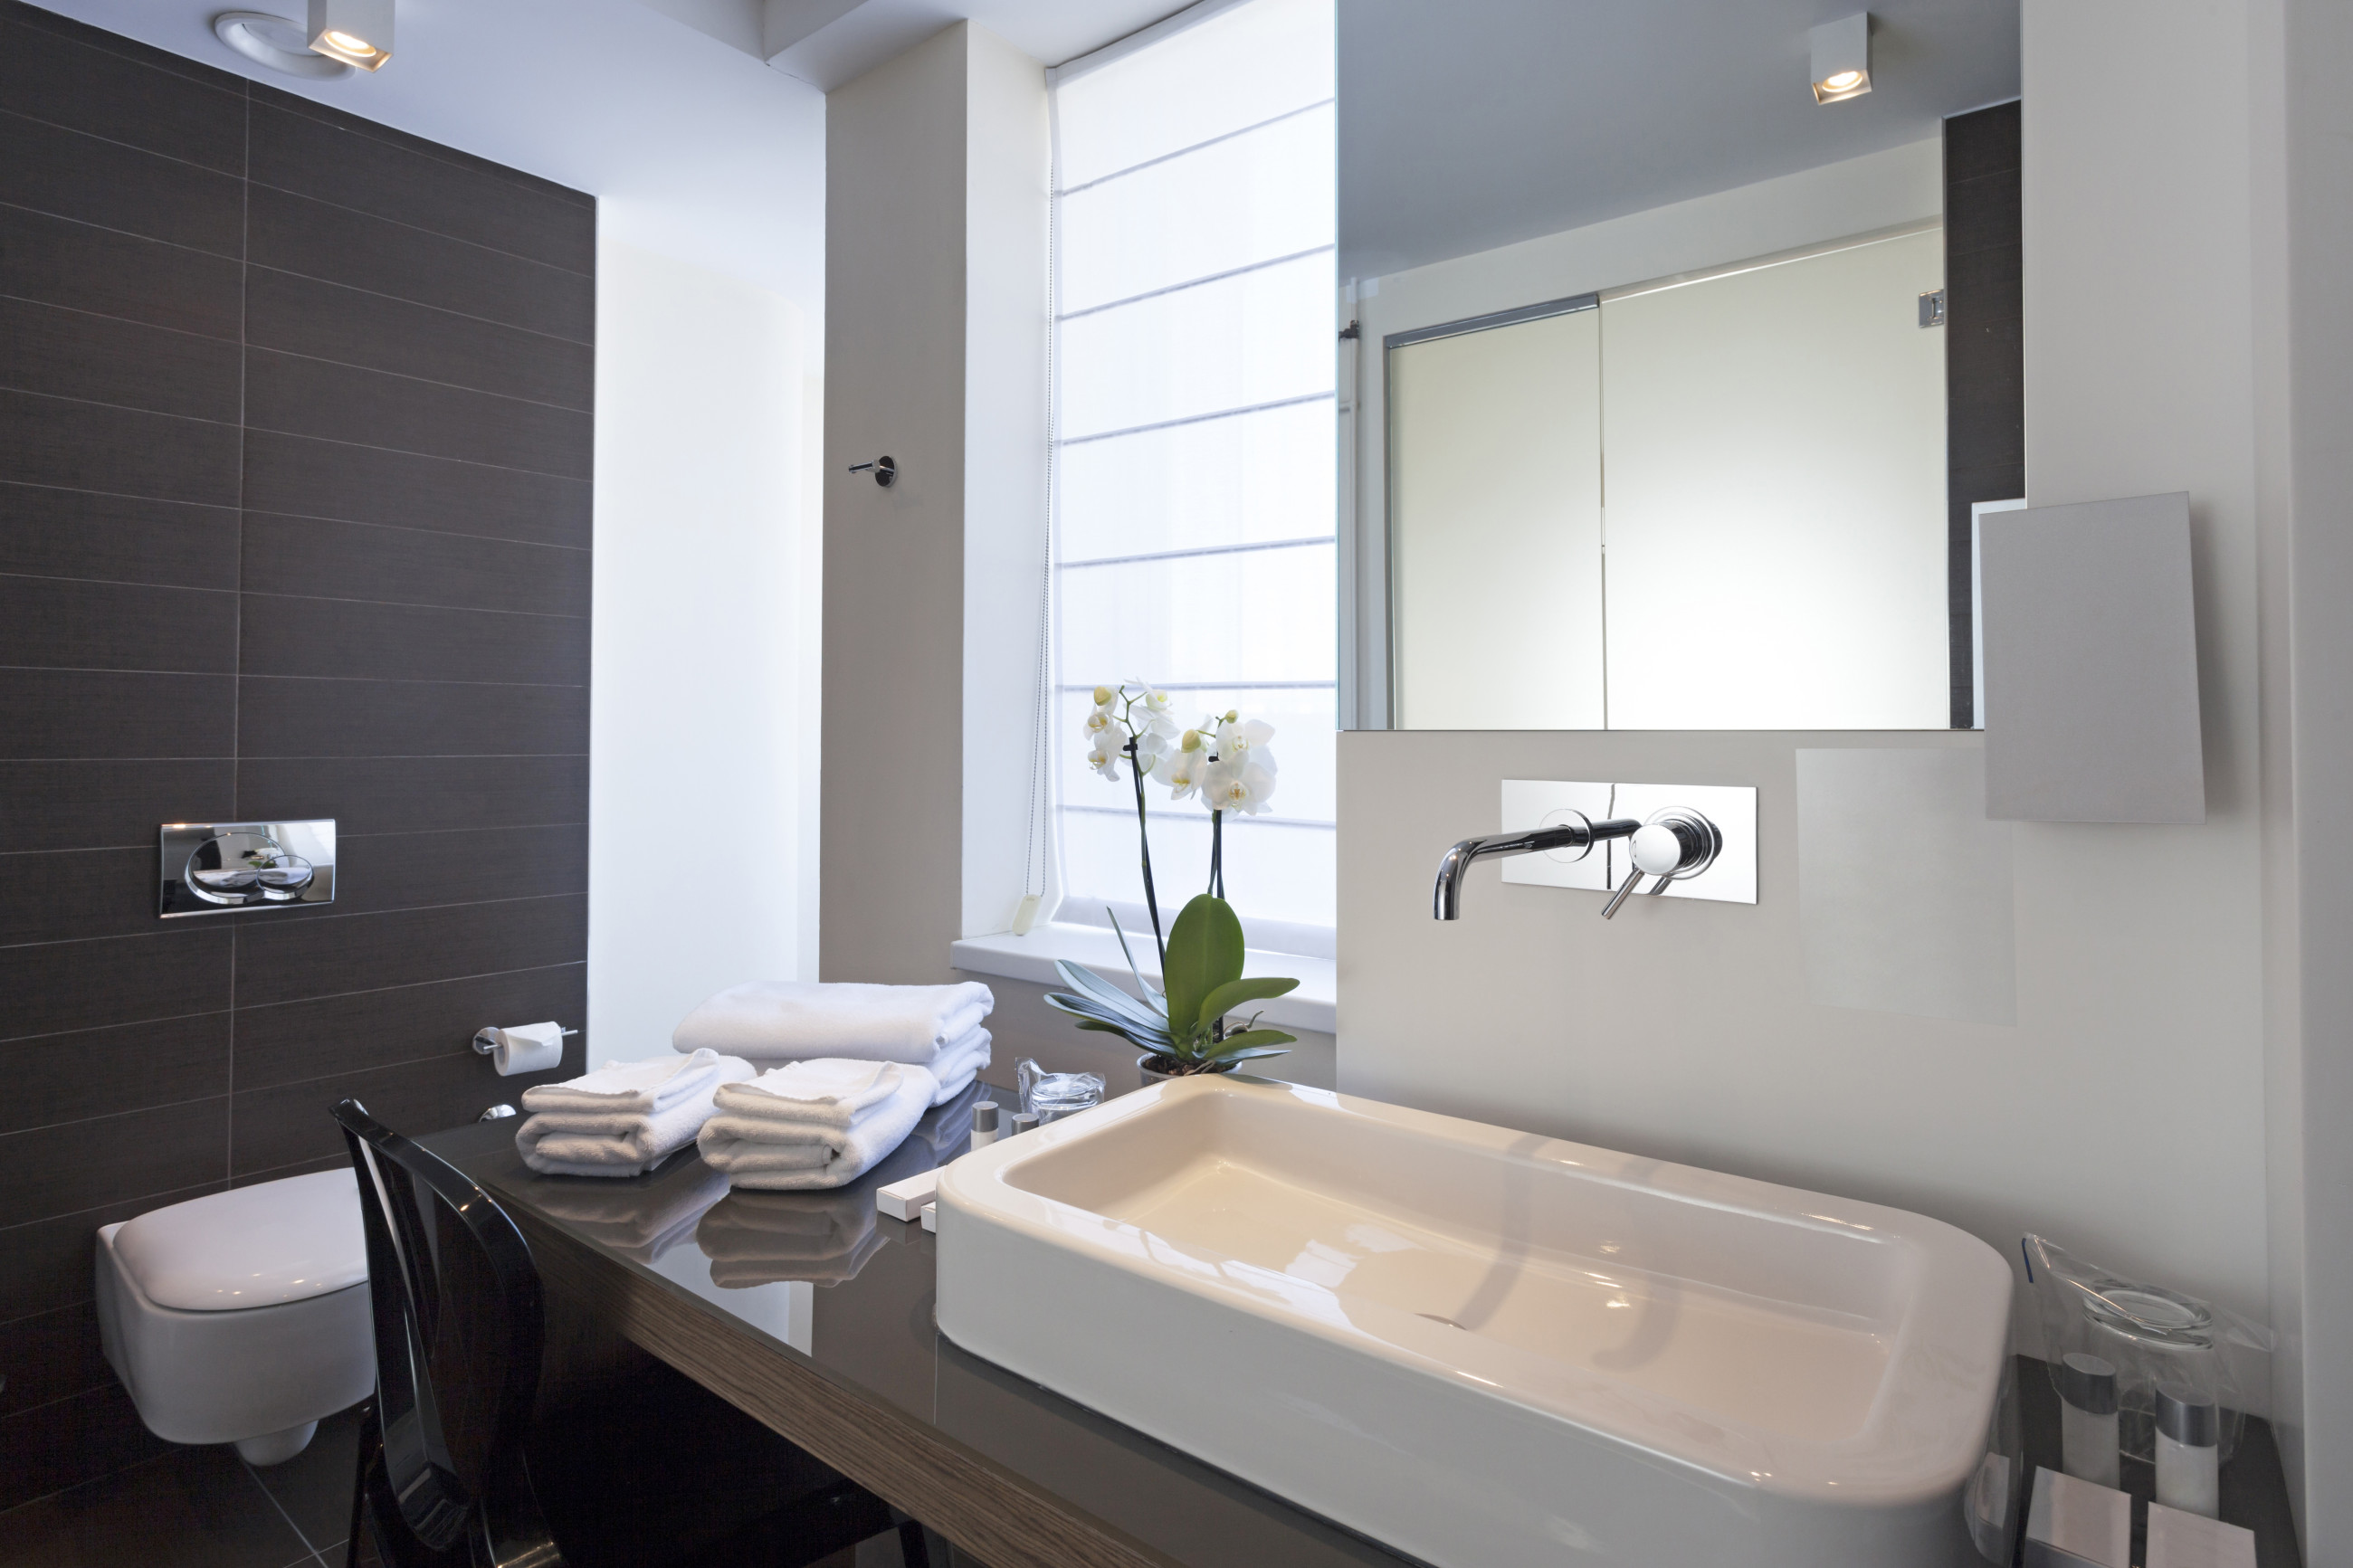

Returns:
1341,0,2022,732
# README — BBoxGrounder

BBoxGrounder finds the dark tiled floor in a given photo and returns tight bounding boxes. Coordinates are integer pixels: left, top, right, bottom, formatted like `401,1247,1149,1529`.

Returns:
0,1438,319,1568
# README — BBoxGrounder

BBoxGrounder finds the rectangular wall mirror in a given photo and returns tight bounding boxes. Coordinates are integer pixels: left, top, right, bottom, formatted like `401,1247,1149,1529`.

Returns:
1338,0,2023,731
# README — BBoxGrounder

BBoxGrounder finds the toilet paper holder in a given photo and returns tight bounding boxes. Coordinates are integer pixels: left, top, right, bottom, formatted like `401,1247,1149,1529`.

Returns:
472,1024,578,1056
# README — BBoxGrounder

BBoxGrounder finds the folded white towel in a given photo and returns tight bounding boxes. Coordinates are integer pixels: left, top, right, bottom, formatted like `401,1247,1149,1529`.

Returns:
521,1049,732,1117
711,1058,906,1131
672,980,994,1065
698,1061,937,1190
924,1025,991,1105
518,1054,755,1176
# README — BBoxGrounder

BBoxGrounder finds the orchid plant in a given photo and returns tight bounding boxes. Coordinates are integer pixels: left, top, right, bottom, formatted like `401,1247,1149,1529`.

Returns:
1080,682,1281,960
1059,684,1295,1075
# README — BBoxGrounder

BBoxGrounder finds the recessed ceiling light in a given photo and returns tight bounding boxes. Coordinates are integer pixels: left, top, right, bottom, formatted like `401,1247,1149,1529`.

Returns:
308,0,394,71
211,11,352,79
1809,13,1872,105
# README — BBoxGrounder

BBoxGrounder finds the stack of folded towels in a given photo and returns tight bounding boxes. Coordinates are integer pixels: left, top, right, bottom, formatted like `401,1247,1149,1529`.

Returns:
696,1058,937,1191
516,1049,754,1177
672,980,994,1105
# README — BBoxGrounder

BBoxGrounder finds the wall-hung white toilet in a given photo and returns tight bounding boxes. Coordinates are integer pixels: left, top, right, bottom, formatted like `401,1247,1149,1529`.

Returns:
95,1169,375,1465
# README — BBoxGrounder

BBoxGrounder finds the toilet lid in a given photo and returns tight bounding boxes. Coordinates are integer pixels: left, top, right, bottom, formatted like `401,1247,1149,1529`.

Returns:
112,1169,367,1311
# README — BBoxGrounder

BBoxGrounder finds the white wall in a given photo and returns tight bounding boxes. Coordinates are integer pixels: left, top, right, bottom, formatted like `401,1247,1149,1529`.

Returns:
961,27,1052,941
1338,0,2289,1441
823,23,979,987
1347,138,1945,727
590,238,818,1052
2280,0,2353,1551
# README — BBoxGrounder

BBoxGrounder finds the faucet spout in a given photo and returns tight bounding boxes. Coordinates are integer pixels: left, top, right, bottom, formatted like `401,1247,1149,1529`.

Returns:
1433,816,1640,919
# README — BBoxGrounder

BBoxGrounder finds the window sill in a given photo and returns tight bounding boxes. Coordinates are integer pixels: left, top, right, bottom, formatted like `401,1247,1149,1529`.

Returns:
950,922,1337,1036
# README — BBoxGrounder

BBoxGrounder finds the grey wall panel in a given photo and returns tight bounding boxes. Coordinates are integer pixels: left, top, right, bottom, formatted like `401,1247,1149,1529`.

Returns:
1980,491,2205,822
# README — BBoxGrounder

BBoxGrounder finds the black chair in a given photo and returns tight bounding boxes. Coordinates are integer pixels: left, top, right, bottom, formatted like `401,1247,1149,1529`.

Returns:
334,1098,926,1568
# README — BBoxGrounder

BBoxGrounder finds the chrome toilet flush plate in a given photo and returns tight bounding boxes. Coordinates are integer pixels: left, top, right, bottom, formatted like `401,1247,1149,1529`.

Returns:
1498,780,1756,904
157,820,337,917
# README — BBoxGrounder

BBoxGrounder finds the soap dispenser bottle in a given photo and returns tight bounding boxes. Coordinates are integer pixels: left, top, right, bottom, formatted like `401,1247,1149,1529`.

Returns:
2058,1353,2120,1489
2154,1381,2221,1518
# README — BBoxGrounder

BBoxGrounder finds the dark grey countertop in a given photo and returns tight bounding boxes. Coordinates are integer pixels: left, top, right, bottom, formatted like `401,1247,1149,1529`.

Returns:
424,1086,1422,1568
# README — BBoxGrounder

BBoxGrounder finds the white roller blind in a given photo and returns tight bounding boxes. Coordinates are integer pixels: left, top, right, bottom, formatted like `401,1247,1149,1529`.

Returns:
1050,0,1337,948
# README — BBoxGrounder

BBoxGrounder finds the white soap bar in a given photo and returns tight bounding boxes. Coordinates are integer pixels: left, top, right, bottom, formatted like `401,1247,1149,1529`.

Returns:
919,1201,937,1233
2024,1467,2130,1568
2145,1502,2255,1568
876,1168,939,1221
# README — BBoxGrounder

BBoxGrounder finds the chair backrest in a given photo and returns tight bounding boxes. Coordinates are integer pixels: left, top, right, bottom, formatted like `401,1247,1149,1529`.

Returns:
335,1098,554,1565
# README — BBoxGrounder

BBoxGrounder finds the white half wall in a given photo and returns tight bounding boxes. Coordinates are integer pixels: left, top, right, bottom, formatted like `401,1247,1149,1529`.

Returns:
591,237,817,1053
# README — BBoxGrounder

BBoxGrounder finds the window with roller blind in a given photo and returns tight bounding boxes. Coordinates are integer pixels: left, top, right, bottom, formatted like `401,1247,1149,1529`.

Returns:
1046,0,1337,955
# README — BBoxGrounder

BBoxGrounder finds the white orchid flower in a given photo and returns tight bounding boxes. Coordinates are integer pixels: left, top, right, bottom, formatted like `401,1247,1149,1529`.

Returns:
1214,717,1277,774
1131,726,1171,774
1207,758,1277,816
1085,731,1122,780
1157,741,1205,801
1082,704,1119,746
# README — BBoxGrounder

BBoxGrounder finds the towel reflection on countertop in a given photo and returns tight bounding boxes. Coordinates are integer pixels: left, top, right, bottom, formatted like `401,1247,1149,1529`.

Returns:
694,1079,992,1289
529,1157,733,1267
700,1187,887,1288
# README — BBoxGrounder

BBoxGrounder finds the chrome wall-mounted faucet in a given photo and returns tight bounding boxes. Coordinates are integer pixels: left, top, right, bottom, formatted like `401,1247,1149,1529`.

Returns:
1433,811,1639,919
1433,783,1755,921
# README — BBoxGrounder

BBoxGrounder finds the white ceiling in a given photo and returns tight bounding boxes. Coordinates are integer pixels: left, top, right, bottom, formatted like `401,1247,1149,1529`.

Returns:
636,0,1186,88
1340,0,2021,278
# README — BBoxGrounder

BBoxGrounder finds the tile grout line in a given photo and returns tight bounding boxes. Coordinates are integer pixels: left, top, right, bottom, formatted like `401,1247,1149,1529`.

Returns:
0,960,584,1052
0,569,591,620
228,86,249,1190
241,1443,334,1567
0,661,586,688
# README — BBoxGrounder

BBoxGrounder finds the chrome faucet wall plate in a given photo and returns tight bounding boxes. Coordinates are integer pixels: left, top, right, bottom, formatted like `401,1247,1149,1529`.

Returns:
1500,781,1756,906
158,820,337,917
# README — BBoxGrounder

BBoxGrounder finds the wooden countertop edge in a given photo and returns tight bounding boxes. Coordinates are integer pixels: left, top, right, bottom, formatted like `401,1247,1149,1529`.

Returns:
512,1209,1180,1568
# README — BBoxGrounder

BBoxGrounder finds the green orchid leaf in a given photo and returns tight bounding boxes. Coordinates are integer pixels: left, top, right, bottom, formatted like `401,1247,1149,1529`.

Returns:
1196,976,1298,1028
1206,1028,1296,1055
1162,894,1244,1037
1205,1045,1292,1063
1043,991,1168,1038
1045,991,1171,1047
1106,907,1165,1001
1053,960,1169,1032
1072,1019,1160,1046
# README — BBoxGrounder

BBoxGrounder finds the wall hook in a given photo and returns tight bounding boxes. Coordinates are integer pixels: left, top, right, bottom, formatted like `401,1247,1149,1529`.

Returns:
848,455,898,488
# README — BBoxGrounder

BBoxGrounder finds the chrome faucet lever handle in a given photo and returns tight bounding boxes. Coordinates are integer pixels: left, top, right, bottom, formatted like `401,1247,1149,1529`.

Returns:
1599,875,1648,919
1599,807,1723,919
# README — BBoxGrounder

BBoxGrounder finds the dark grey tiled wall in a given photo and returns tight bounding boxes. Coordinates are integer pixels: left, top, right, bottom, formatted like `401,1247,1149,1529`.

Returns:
0,3,594,1507
1944,100,2024,727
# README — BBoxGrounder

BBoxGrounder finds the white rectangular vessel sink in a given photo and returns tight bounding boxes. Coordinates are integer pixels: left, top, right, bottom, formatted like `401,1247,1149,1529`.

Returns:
937,1076,2011,1568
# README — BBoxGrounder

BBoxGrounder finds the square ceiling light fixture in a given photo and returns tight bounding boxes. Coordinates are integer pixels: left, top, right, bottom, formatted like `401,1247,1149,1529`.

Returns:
309,0,392,70
1810,13,1872,104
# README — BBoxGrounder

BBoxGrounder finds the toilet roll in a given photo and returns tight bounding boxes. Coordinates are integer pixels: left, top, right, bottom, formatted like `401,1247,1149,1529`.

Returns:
489,1022,566,1077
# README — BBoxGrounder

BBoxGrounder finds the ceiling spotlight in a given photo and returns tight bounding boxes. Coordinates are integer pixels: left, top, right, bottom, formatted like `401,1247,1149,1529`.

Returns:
212,12,352,79
1809,13,1872,105
308,0,392,71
